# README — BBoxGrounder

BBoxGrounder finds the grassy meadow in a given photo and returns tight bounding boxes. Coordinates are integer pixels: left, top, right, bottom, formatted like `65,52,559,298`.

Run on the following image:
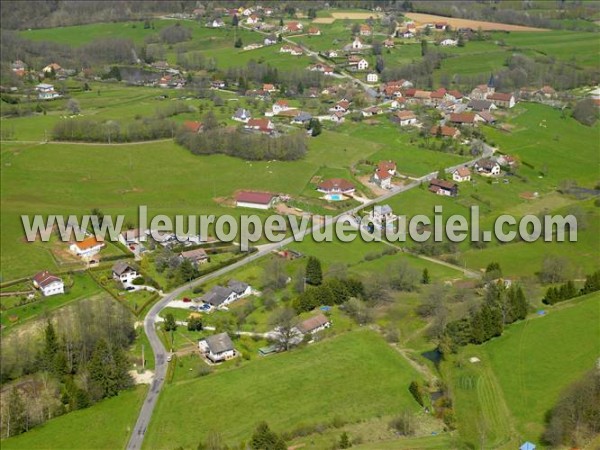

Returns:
144,330,425,449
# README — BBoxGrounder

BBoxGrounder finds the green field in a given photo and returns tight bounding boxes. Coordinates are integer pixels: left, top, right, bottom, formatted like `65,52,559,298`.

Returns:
1,386,147,450
144,330,425,449
445,293,600,448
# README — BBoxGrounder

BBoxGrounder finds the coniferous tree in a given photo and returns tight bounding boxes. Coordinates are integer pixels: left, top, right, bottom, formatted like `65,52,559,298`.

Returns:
305,256,323,286
422,268,430,284
6,388,28,436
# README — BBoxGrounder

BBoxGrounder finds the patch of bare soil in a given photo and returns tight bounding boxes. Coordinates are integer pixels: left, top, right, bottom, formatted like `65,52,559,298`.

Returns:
405,12,548,31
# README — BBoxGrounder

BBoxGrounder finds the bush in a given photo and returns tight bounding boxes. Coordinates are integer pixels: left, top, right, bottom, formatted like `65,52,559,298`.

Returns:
389,410,415,436
132,277,145,285
408,380,424,406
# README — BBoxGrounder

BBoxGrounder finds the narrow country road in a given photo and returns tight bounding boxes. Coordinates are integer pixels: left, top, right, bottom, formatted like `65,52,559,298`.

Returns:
126,143,493,449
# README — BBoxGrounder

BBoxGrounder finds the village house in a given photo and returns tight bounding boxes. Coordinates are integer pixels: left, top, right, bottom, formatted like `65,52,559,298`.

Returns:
440,38,458,46
351,36,364,50
366,72,379,83
283,21,303,33
245,118,275,134
476,111,496,124
112,261,139,285
372,168,393,189
394,110,418,126
475,158,501,176
263,83,276,93
448,112,483,127
36,83,60,100
291,111,313,125
496,154,517,167
183,121,203,134
487,92,516,108
383,38,395,48
539,85,556,98
201,286,237,309
324,49,339,58
11,60,26,71
280,44,303,56
272,99,291,114
330,111,346,123
70,236,104,259
208,18,224,28
246,14,260,25
180,248,209,266
308,26,321,36
119,229,142,247
264,34,278,46
435,22,448,30
210,80,225,89
228,280,252,297
378,160,397,176
308,63,334,75
467,99,496,112
430,88,447,105
199,332,236,362
330,100,351,113
361,106,382,117
445,90,464,102
359,24,372,36
42,63,61,74
357,58,369,70
429,178,458,197
235,191,276,209
431,124,461,139
452,167,472,182
295,314,331,335
470,75,496,100
370,204,397,228
32,271,64,297
232,108,251,122
317,178,356,195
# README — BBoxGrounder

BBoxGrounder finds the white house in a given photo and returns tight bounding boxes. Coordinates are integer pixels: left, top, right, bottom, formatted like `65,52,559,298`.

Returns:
440,39,458,46
36,83,60,100
357,59,369,70
228,280,252,298
32,271,64,297
295,314,331,335
272,99,291,115
395,110,418,126
325,49,338,58
201,286,237,309
69,236,104,259
246,14,260,25
366,72,379,83
351,36,364,50
209,18,224,28
264,35,277,46
373,168,393,189
330,111,346,123
452,167,472,183
199,332,236,362
112,261,139,285
475,159,501,176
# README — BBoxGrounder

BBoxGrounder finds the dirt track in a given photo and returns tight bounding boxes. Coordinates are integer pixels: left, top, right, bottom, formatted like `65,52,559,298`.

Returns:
404,12,548,32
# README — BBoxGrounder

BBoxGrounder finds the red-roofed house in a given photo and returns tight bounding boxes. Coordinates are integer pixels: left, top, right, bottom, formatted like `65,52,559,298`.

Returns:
373,168,393,189
317,178,355,195
449,112,482,126
431,125,461,139
235,191,276,210
69,236,105,258
183,121,203,134
283,21,303,33
378,160,397,176
308,27,321,36
245,118,274,133
359,24,372,36
394,110,418,126
487,92,516,108
272,99,291,114
32,271,64,296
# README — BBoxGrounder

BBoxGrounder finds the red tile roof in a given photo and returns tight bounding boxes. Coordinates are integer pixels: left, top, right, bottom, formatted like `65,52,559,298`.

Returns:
32,270,62,288
183,121,203,133
317,178,355,193
73,236,104,251
235,191,275,205
488,92,514,102
378,160,396,172
431,125,459,137
449,112,476,123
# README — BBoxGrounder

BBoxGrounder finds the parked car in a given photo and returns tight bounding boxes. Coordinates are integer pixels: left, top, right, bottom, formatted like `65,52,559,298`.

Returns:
183,297,192,303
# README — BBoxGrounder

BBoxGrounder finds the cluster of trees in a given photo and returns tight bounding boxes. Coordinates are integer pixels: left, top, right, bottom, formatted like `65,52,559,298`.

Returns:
52,117,176,143
196,421,287,450
175,51,217,72
0,299,134,437
572,98,599,126
176,127,307,161
154,248,201,288
159,23,192,44
542,369,600,447
381,51,445,89
440,282,528,354
154,101,195,119
543,270,600,305
292,278,365,313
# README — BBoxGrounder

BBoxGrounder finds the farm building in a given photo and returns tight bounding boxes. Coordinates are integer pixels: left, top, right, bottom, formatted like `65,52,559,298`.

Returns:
32,271,64,297
235,191,276,209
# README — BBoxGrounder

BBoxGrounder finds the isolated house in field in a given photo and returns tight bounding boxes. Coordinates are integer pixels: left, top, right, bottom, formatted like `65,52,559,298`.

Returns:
296,314,331,335
359,24,372,36
272,99,291,114
179,248,209,266
428,178,458,197
201,286,237,308
199,332,236,362
264,34,277,46
317,178,355,195
36,83,60,100
112,261,139,284
32,271,64,297
308,26,321,36
70,236,105,258
280,44,303,55
283,21,303,33
475,158,501,176
235,191,276,209
452,167,472,182
372,168,393,189
371,204,396,226
487,92,516,108
440,38,457,46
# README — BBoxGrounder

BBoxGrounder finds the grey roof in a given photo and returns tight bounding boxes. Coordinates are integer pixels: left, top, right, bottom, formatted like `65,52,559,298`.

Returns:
476,158,499,170
205,332,234,354
112,261,135,276
202,285,234,306
374,205,392,215
467,99,493,111
227,280,249,295
233,108,251,119
294,111,312,122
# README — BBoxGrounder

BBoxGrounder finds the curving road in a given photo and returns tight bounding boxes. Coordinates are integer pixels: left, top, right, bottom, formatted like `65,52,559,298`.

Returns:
126,142,494,449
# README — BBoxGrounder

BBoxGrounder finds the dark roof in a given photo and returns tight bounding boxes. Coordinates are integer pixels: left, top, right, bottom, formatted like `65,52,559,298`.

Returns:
180,248,208,263
112,261,135,276
235,191,275,205
228,280,249,295
467,99,493,111
476,158,499,170
487,73,496,88
202,286,234,306
297,314,330,334
429,178,457,190
205,332,234,354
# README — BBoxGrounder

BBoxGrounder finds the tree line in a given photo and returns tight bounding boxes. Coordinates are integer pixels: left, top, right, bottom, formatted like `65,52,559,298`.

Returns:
543,270,600,305
0,298,135,438
52,117,177,143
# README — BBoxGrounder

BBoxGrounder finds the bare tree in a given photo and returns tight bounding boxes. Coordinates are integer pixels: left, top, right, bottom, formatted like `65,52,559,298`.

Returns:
269,307,299,351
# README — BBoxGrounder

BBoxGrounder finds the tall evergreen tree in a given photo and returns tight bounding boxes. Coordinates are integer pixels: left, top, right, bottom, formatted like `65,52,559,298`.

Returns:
305,256,323,286
6,388,28,436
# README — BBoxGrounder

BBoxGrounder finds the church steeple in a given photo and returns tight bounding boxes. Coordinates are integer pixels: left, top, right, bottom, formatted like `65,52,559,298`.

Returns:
487,73,496,94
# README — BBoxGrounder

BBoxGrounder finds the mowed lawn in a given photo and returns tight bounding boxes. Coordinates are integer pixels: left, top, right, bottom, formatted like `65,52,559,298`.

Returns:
446,293,600,448
144,330,424,449
1,386,147,450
